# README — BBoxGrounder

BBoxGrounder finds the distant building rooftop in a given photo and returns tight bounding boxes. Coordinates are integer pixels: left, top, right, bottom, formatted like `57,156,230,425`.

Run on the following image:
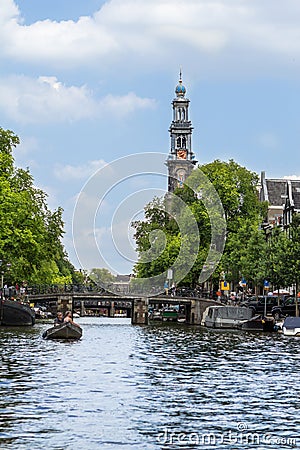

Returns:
260,171,300,227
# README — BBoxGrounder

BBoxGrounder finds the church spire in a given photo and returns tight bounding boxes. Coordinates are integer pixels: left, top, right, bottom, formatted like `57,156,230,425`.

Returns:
175,69,186,98
166,72,197,193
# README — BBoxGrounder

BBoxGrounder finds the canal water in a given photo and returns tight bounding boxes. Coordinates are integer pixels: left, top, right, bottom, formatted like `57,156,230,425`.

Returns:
0,317,299,449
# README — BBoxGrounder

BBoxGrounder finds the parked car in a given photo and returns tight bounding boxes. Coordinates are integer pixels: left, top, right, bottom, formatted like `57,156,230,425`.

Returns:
243,296,280,315
271,296,300,320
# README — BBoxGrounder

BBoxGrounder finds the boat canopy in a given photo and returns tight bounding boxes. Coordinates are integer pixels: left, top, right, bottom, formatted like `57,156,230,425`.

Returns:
283,317,300,329
208,306,254,320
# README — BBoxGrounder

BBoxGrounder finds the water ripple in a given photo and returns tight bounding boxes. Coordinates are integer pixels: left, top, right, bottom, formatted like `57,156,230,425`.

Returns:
0,319,299,449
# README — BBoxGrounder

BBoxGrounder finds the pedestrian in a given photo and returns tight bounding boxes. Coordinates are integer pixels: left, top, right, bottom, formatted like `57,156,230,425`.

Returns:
64,311,80,328
170,282,176,297
54,311,64,326
164,280,169,295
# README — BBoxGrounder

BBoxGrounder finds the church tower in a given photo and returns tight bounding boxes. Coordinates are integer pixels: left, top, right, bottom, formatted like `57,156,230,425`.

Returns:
166,71,197,193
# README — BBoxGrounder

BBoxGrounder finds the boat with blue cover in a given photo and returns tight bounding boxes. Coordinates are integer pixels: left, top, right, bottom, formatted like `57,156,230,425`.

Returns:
282,317,300,337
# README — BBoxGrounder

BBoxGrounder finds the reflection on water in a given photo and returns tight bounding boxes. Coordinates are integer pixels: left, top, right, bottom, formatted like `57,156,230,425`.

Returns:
0,317,299,449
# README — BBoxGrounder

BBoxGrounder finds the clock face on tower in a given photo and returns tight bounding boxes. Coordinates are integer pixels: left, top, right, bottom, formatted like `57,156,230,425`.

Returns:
177,150,187,160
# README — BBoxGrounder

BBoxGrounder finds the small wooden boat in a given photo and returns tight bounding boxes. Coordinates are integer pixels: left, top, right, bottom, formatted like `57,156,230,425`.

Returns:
43,322,82,340
282,317,300,337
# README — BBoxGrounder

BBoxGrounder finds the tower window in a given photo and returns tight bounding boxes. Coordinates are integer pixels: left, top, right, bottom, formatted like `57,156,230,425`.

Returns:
177,171,185,188
177,108,185,121
176,136,186,149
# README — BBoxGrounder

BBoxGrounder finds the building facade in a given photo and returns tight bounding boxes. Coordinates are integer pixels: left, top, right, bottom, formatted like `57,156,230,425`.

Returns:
260,171,300,229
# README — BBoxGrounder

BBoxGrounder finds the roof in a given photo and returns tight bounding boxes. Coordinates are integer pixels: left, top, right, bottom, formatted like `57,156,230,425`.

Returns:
291,181,300,209
265,179,287,206
115,274,131,283
260,172,300,210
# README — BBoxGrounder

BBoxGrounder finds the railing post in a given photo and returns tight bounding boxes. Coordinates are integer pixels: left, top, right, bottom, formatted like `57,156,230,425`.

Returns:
109,301,115,317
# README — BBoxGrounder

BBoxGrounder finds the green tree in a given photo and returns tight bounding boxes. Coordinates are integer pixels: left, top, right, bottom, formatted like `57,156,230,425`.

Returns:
265,227,290,302
284,214,300,316
132,160,265,290
89,268,116,286
0,127,75,286
239,223,268,293
200,159,266,230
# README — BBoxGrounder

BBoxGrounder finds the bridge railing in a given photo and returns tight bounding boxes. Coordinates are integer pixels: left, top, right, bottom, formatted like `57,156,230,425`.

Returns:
27,284,111,295
26,284,217,299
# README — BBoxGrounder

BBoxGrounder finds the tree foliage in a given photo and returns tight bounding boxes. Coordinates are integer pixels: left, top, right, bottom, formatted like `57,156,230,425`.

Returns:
132,159,266,289
0,127,76,286
89,268,116,285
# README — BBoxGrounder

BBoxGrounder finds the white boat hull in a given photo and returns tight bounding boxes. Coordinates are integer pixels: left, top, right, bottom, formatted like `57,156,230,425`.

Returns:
283,327,300,336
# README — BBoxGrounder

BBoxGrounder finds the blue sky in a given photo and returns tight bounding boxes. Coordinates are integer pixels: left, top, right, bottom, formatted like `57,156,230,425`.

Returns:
1,0,300,274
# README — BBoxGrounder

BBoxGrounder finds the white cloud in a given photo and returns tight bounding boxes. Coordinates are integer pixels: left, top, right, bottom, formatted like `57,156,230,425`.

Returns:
101,92,156,116
0,75,96,123
54,159,107,181
0,0,20,24
0,75,155,123
1,0,300,73
1,6,118,65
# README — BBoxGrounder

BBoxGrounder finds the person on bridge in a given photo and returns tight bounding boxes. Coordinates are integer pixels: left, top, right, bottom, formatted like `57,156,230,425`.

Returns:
64,311,80,328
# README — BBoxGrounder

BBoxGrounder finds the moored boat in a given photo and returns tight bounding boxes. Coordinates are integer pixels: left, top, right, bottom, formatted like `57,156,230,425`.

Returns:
177,313,186,323
203,305,275,332
282,317,300,337
162,308,178,322
0,298,35,326
43,322,82,340
203,305,254,329
149,310,162,321
238,315,275,332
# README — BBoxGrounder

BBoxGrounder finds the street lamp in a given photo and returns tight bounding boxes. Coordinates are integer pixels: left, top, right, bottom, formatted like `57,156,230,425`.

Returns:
0,261,11,290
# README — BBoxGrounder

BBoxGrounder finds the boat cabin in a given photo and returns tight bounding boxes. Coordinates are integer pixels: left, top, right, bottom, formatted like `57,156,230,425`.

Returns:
203,306,254,329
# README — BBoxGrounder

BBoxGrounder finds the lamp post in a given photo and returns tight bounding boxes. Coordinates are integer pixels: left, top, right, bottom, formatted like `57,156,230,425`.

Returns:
0,261,11,290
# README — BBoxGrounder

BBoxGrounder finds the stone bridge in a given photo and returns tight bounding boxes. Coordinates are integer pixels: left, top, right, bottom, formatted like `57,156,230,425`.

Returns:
29,292,220,325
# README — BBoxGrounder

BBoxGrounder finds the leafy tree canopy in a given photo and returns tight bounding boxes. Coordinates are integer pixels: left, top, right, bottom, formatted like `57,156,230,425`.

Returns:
89,268,116,286
132,159,266,289
0,127,76,286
